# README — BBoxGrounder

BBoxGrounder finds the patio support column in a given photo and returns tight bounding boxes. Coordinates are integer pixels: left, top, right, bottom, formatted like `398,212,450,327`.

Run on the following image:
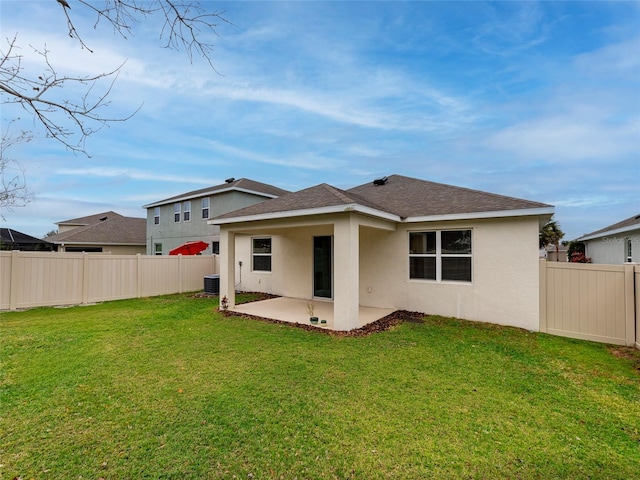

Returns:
220,228,236,310
333,214,360,330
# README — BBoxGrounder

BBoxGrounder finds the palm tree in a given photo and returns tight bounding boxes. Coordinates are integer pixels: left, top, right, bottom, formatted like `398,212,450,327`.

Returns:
540,219,565,261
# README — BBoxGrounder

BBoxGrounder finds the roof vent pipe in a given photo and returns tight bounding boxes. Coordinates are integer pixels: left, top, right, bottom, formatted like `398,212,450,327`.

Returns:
225,177,235,183
373,176,388,186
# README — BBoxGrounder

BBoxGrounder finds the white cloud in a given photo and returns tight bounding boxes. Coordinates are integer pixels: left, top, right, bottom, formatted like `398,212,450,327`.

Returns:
205,140,343,171
55,167,214,185
486,116,639,162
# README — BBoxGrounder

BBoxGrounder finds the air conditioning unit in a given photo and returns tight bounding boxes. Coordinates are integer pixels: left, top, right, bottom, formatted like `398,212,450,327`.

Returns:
204,274,220,294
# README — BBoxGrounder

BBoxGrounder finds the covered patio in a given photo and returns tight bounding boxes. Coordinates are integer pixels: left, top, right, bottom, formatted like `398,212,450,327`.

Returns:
231,296,395,330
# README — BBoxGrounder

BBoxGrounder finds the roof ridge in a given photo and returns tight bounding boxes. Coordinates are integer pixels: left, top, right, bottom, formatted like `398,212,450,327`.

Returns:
57,211,121,225
381,174,550,207
319,183,357,204
320,183,395,214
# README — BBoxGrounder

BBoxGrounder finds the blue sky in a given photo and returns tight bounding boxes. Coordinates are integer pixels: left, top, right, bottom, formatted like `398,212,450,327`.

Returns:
2,1,639,240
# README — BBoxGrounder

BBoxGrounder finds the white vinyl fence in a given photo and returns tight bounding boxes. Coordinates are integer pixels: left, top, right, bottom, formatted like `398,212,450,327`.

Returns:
0,251,219,310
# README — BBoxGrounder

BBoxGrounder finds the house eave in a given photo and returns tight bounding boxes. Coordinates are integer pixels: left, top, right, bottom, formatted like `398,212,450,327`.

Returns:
143,187,279,209
578,224,640,242
212,205,554,226
403,206,555,224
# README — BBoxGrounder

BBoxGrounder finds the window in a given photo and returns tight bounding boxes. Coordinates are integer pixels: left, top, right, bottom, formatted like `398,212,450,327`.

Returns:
202,197,210,219
154,243,162,255
252,237,272,272
409,231,436,280
174,203,181,223
211,241,220,255
626,238,633,263
409,230,472,282
154,207,160,225
183,201,191,222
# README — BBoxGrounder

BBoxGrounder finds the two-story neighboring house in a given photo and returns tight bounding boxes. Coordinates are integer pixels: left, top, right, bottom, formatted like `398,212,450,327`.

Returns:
143,178,289,255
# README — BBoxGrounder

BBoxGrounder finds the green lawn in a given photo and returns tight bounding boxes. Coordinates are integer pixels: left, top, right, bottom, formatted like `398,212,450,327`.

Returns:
1,294,639,479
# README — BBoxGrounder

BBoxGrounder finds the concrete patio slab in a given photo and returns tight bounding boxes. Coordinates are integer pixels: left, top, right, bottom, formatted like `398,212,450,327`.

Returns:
231,296,395,330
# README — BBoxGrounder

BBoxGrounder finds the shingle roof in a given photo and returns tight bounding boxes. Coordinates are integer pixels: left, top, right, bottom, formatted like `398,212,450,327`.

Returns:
214,183,385,220
213,174,552,222
56,211,121,226
0,228,52,245
47,212,146,245
578,213,640,240
143,178,290,208
347,175,550,218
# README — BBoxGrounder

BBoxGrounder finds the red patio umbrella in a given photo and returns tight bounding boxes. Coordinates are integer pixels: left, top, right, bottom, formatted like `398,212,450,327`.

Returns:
169,240,209,256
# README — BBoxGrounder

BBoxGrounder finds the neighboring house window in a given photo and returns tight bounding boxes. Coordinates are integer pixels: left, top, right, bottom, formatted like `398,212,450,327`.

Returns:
409,230,472,282
626,238,633,263
154,243,162,255
154,207,160,225
202,197,210,219
211,241,220,255
174,203,181,223
252,237,272,272
183,201,191,222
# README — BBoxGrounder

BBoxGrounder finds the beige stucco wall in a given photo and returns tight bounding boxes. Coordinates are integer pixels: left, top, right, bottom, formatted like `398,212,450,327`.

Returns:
233,222,334,298
359,216,541,331
102,245,146,255
226,213,541,331
59,245,145,255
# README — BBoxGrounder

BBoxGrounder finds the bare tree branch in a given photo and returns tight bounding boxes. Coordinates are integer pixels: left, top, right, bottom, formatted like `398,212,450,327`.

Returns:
1,122,34,213
0,36,138,155
0,0,227,207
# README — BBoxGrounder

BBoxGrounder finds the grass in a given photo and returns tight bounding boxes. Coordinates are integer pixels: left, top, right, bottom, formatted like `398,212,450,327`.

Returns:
1,294,639,479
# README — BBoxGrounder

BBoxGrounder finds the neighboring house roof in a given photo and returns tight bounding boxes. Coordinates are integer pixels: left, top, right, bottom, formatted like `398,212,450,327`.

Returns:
577,213,640,241
0,228,54,250
56,211,121,229
213,174,553,224
143,178,291,208
46,212,146,245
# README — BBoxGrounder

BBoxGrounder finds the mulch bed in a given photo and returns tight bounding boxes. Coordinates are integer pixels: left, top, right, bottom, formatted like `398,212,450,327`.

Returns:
222,309,423,337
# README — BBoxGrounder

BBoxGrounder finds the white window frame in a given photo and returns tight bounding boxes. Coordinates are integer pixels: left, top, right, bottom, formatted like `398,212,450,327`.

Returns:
174,203,181,223
154,243,162,255
252,237,272,272
183,201,191,222
202,197,210,219
626,237,633,263
154,207,160,225
409,229,472,283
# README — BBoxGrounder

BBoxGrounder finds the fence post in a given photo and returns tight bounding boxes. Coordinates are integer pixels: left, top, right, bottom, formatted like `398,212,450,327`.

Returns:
539,259,547,333
9,250,20,311
136,254,142,298
178,254,184,294
82,253,90,305
635,265,640,350
623,264,635,347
